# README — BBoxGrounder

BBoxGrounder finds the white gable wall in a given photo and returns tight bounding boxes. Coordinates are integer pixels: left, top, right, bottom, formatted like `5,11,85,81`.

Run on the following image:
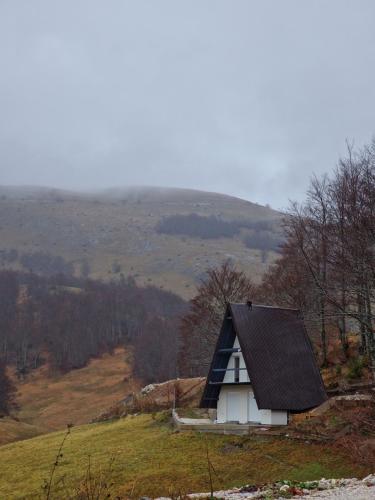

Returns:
222,336,250,384
216,335,288,425
270,410,289,425
217,386,288,425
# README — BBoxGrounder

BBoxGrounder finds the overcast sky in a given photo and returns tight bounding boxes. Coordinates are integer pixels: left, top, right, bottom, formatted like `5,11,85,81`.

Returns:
0,1,374,209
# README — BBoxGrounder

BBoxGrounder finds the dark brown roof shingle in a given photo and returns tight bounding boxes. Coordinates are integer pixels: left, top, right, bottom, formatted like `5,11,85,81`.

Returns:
200,303,327,411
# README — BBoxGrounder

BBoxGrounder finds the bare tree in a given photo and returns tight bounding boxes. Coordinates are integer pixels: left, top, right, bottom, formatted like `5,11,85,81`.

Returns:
179,260,254,376
286,175,331,365
261,140,375,374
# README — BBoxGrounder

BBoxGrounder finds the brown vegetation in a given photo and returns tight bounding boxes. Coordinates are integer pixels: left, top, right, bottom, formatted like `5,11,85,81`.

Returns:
257,140,375,373
0,347,140,445
179,261,254,376
290,395,375,466
0,361,15,416
0,270,185,378
93,377,206,422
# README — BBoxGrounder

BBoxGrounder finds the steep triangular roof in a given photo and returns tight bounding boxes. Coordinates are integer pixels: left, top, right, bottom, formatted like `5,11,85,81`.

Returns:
200,303,327,411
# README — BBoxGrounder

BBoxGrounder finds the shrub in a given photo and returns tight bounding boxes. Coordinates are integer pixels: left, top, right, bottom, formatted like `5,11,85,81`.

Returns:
347,357,365,380
0,361,16,417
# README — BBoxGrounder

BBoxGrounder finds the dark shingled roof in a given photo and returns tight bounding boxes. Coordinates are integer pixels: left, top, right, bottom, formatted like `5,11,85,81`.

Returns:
200,303,327,411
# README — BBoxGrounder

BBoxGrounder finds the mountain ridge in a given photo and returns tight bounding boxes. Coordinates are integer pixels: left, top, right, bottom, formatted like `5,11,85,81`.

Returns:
0,184,277,209
0,185,282,298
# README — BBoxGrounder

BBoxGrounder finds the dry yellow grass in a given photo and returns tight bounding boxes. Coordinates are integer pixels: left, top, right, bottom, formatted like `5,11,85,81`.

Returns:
0,348,140,445
0,417,41,446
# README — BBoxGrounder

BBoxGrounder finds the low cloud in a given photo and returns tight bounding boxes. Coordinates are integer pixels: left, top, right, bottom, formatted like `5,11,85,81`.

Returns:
0,1,374,209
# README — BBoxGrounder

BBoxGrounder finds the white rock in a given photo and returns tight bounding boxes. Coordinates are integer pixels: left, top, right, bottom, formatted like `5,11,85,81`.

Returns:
318,479,332,490
141,383,155,394
362,474,375,486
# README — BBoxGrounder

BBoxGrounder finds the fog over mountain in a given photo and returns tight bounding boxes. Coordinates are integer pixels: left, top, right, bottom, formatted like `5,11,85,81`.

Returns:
1,1,374,209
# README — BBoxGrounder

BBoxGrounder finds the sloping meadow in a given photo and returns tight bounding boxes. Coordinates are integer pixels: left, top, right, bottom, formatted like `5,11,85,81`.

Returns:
0,413,369,498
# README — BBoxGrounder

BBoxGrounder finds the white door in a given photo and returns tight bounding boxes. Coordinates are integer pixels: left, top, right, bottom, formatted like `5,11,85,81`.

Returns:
248,392,262,423
226,392,241,422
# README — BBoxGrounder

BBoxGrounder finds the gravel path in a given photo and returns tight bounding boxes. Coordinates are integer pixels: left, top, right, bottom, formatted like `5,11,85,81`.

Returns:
306,478,375,498
155,474,375,499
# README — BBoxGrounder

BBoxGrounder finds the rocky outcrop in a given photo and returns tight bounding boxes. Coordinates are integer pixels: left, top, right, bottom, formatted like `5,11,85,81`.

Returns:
92,377,206,423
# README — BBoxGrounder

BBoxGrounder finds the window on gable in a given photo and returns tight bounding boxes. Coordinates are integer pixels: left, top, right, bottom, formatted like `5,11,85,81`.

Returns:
234,356,240,383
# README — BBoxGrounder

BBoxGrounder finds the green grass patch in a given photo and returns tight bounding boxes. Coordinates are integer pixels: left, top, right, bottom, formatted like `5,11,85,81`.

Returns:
0,414,368,499
175,407,205,419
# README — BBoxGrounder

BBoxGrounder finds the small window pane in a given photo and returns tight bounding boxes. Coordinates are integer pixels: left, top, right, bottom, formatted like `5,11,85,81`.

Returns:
234,357,240,382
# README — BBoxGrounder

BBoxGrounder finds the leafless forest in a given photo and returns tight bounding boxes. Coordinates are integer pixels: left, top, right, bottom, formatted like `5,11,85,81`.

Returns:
1,141,375,415
181,141,375,378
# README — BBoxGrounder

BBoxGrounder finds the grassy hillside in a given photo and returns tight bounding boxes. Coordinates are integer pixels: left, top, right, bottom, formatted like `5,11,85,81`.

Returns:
0,413,369,499
0,348,140,446
0,186,282,298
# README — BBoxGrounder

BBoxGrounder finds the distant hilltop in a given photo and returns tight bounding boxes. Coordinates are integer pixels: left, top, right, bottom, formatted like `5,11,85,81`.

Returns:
0,184,275,209
0,185,282,298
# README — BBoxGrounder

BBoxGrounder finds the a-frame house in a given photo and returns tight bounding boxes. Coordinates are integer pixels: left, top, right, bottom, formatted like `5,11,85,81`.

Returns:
200,302,327,425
